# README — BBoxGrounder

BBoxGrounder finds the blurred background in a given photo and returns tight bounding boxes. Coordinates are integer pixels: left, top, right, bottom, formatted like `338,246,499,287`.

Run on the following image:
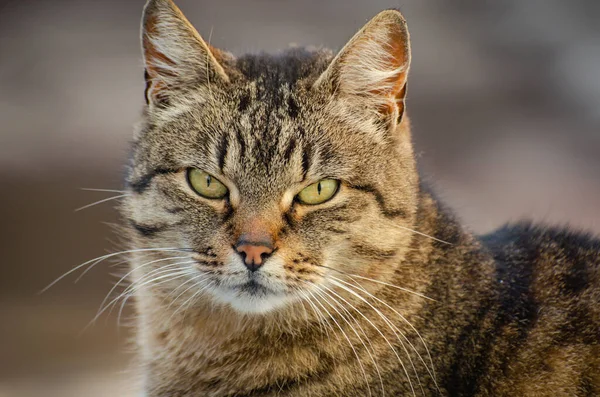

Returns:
1,0,599,395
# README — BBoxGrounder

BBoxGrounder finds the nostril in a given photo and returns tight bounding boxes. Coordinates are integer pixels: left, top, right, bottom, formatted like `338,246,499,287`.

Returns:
235,241,274,272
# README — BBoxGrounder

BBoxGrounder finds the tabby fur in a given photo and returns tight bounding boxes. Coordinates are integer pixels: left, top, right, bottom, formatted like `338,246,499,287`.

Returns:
120,1,600,395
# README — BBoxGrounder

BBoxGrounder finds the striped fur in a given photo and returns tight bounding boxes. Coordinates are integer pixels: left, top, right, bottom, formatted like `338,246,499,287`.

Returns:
121,1,600,395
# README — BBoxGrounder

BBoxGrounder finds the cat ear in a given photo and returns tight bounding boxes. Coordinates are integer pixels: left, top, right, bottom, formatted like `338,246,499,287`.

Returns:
141,0,230,106
315,9,410,126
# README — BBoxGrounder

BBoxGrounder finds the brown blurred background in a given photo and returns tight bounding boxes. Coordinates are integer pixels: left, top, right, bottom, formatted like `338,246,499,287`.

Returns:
1,0,599,395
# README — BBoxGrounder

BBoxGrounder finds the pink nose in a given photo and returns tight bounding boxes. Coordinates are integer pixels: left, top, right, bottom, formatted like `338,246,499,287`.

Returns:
235,241,274,272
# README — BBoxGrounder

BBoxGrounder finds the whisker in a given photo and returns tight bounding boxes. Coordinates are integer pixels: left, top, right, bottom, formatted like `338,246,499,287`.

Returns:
328,279,421,396
82,268,194,334
166,273,211,310
98,256,193,318
113,270,192,329
114,268,197,327
80,249,188,285
296,289,333,339
390,224,452,246
316,264,436,302
303,290,339,346
97,266,195,325
306,288,373,397
80,188,127,194
319,283,417,396
75,194,129,212
313,285,386,396
172,280,214,323
331,275,440,393
40,247,193,294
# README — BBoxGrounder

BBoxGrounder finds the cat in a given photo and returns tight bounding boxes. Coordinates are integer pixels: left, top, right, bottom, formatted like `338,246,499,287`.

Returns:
119,0,600,395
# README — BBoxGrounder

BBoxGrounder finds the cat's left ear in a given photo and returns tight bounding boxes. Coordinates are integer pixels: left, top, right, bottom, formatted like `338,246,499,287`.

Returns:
315,9,410,128
141,0,230,106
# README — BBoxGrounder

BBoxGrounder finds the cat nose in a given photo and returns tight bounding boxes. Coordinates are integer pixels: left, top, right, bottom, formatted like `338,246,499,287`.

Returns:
235,238,274,272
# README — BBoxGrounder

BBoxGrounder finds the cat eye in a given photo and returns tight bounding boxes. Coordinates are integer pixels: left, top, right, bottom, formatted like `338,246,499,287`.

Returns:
297,179,340,205
187,169,228,199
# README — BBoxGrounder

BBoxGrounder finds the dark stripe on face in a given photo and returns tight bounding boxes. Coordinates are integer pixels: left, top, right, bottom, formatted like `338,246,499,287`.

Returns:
350,184,406,219
283,209,298,231
128,168,177,194
235,126,246,160
129,219,167,237
222,199,234,222
350,242,396,259
284,136,297,162
316,139,335,167
198,247,217,258
216,133,229,170
238,93,251,112
324,227,348,234
301,141,313,180
287,95,299,119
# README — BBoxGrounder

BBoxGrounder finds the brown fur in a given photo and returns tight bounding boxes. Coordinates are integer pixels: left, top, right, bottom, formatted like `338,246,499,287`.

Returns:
120,1,600,395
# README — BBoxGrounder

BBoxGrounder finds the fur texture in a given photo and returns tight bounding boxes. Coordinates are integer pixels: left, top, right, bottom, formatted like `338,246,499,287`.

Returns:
121,1,600,395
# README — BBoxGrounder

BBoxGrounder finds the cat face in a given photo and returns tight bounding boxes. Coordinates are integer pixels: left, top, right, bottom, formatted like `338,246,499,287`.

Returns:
122,0,419,315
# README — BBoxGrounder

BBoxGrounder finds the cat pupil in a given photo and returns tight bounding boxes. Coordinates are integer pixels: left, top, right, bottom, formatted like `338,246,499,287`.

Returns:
317,182,322,195
206,175,211,187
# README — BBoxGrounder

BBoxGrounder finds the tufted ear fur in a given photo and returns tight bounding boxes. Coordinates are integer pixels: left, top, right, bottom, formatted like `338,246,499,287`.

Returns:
315,9,411,128
141,0,230,106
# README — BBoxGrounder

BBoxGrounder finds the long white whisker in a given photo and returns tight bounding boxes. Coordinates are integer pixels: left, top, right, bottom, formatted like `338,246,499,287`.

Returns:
120,263,197,299
328,279,420,396
99,256,192,318
319,283,417,396
307,289,373,397
172,280,214,323
76,250,187,283
113,269,192,329
115,267,199,327
314,285,386,396
83,269,193,333
390,224,452,246
318,265,435,302
40,247,192,293
75,194,129,212
297,289,333,339
101,267,195,321
331,275,440,393
304,290,339,342
80,188,127,194
166,273,211,310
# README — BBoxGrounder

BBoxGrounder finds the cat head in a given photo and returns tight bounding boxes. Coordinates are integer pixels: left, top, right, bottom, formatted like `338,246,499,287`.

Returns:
123,0,419,315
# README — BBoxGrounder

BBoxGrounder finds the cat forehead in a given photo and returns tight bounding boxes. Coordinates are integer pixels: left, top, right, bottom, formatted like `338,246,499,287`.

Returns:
136,50,388,193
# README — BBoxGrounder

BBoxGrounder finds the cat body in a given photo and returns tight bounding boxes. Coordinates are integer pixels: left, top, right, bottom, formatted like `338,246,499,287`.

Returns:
123,1,599,395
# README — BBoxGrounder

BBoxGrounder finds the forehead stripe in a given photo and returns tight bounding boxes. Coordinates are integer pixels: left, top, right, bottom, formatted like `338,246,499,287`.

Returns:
301,141,313,181
350,184,407,219
235,126,246,159
216,132,230,170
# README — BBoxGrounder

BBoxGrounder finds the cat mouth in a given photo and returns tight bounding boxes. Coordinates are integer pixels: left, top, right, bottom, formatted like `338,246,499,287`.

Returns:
209,272,292,313
235,279,269,295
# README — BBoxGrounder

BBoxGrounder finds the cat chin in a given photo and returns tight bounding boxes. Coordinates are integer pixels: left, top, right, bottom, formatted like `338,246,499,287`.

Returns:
210,285,294,315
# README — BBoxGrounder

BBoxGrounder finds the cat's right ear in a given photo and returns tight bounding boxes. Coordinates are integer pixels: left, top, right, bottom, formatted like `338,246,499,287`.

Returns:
141,0,230,106
314,10,410,130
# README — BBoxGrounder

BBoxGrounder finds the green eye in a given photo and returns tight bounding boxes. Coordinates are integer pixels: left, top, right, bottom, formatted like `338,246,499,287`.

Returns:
297,179,339,205
187,169,228,199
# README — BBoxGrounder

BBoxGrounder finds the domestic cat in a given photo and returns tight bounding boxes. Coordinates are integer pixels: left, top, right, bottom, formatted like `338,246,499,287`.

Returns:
120,0,600,395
